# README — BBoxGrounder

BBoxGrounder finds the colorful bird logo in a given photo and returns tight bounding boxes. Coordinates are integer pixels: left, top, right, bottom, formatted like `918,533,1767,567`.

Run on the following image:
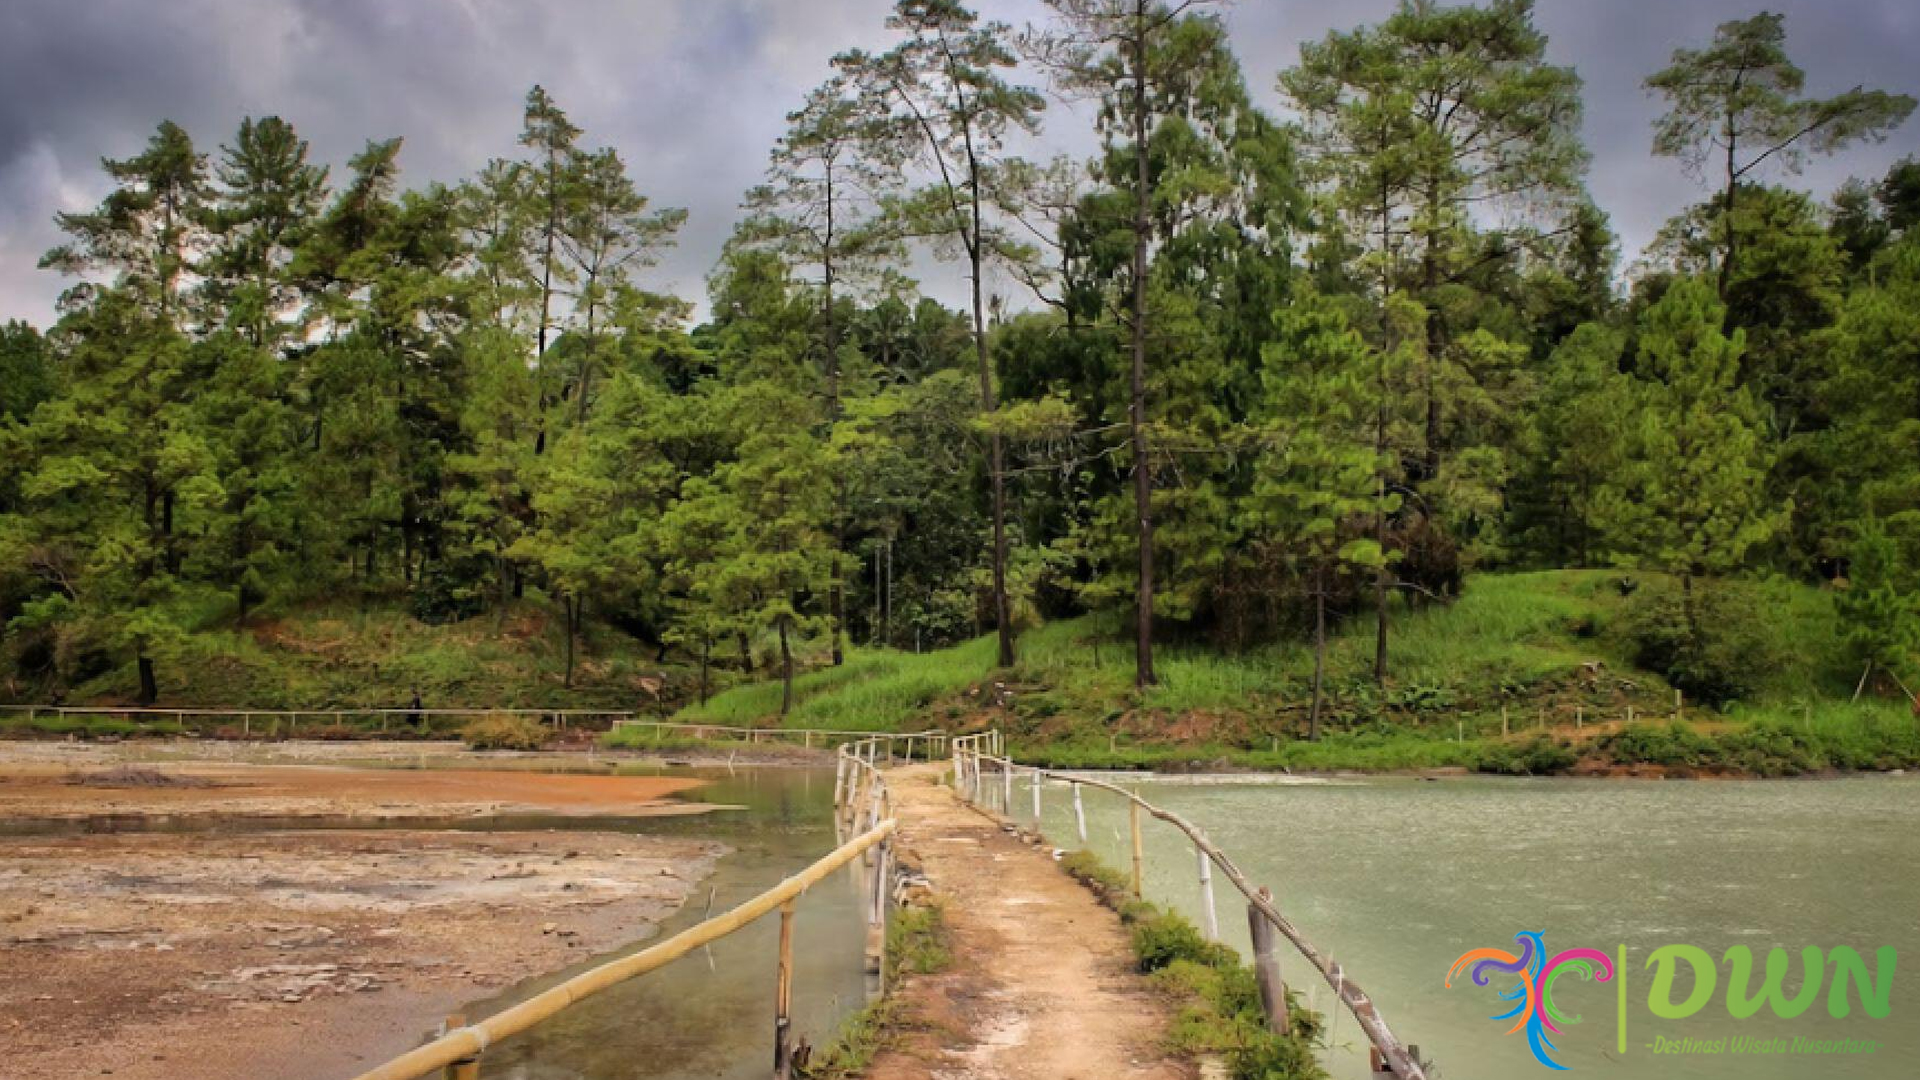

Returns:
1447,932,1615,1070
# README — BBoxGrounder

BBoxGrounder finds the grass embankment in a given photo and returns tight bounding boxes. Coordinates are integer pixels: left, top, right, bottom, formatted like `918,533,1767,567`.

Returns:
670,570,1920,776
4,595,704,715
1059,850,1324,1079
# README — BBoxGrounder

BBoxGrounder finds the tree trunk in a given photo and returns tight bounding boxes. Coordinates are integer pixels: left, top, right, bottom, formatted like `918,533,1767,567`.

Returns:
825,176,847,668
1128,10,1157,690
137,655,158,706
971,186,1014,670
738,631,755,674
1310,565,1327,742
1717,117,1738,308
699,636,711,706
563,594,578,689
779,618,794,716
161,490,179,575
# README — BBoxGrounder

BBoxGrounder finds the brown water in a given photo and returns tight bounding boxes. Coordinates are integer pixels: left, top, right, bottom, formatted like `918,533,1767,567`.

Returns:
1019,772,1920,1080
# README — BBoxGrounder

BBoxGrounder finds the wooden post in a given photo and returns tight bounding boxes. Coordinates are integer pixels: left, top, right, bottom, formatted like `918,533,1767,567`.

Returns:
1247,890,1290,1036
441,1013,480,1079
1129,798,1144,896
1196,844,1218,942
1002,760,1013,810
773,901,796,1080
1072,783,1088,844
1030,768,1042,822
832,754,847,811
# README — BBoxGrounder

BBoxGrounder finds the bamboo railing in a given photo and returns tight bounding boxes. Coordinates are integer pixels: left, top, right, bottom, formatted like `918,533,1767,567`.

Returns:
950,733,1431,1080
350,737,903,1080
0,702,943,750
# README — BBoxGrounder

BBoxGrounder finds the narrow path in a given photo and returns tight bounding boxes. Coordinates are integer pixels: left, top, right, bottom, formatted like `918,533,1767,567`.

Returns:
866,763,1195,1080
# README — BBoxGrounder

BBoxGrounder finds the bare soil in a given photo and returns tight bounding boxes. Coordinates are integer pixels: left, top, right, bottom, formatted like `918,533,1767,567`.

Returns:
0,744,726,1080
0,743,716,821
867,764,1195,1080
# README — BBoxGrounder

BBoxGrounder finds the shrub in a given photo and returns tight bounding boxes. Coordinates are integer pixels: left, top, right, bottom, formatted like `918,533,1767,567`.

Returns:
1477,734,1577,775
1624,581,1778,706
460,713,552,751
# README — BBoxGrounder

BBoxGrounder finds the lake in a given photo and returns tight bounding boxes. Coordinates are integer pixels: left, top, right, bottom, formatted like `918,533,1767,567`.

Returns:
1022,772,1919,1079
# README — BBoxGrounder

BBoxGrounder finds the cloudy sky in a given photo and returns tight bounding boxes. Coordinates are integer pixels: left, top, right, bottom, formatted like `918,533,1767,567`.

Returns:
1,0,1915,327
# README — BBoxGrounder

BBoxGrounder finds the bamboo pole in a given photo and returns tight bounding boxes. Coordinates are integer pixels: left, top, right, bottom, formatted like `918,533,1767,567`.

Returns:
773,901,796,1080
352,821,897,1080
1197,843,1218,942
1129,798,1144,896
1247,893,1289,1035
1030,768,1042,822
1001,759,1013,810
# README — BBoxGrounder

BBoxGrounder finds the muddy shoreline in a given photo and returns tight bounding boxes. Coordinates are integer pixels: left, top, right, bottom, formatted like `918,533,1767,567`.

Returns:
0,742,733,1080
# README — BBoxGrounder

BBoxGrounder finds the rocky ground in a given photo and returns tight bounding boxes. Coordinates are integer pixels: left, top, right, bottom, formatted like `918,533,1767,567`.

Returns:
0,743,728,1079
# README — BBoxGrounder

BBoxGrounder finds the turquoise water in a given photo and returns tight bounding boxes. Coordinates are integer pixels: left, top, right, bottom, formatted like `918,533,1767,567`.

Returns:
1006,772,1919,1080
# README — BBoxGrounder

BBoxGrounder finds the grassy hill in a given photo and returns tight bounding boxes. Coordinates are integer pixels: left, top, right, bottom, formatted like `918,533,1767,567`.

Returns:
655,570,1920,776
7,597,706,714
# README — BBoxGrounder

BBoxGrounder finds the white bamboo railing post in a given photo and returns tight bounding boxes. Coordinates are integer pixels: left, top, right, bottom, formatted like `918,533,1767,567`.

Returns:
1197,843,1218,942
1030,768,1042,822
1129,798,1145,896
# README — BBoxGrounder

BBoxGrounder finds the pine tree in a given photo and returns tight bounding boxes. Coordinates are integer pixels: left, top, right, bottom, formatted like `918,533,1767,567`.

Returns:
1837,517,1919,692
1522,323,1634,567
1601,277,1786,638
1246,291,1394,737
739,76,901,666
1646,12,1914,302
837,0,1046,670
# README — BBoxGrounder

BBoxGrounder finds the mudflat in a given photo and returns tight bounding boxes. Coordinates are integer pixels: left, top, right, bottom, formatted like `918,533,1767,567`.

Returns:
0,743,727,1080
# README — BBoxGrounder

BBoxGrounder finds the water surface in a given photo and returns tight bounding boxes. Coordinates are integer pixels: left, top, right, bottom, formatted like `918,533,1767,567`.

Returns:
1016,772,1919,1079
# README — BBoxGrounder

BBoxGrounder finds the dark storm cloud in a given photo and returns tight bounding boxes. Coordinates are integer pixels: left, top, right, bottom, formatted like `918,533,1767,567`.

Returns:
1,0,1915,327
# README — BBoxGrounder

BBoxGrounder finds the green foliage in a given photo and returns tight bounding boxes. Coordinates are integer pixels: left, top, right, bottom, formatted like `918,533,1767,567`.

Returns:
1836,519,1920,686
1624,580,1781,706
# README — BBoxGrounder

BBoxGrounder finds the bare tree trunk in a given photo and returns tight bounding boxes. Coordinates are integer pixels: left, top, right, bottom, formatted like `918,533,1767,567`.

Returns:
699,635,711,706
779,618,795,716
824,192,846,667
1128,9,1157,690
1310,565,1327,741
137,655,159,706
563,594,578,689
970,190,1014,670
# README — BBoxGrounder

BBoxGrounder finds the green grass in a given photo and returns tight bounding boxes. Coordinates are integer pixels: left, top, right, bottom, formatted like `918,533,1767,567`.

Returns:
675,569,1920,775
801,903,951,1078
673,634,1002,731
12,593,706,713
1058,849,1325,1079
